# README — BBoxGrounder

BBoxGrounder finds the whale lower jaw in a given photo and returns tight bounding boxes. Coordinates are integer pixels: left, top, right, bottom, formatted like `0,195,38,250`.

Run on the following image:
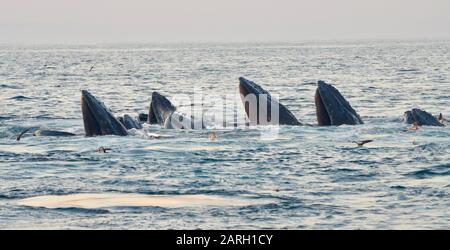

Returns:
81,90,128,136
315,81,363,126
148,91,176,126
148,92,205,129
238,77,302,126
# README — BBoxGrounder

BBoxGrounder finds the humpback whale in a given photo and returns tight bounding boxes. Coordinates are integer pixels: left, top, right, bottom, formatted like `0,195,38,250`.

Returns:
81,90,128,136
148,91,204,129
315,81,363,126
148,92,177,125
238,78,363,126
15,89,135,139
403,108,444,127
238,77,302,126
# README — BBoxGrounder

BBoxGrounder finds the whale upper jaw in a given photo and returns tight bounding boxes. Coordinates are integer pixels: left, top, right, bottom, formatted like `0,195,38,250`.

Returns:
148,91,177,126
81,90,128,136
238,77,302,126
315,81,363,126
148,92,205,129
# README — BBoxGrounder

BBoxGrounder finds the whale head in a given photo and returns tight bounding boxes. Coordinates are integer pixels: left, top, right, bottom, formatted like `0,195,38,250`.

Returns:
403,108,444,127
148,92,177,126
238,77,301,126
315,81,363,126
81,90,128,136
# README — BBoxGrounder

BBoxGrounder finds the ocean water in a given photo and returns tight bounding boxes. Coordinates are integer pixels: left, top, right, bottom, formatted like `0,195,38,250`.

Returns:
0,41,449,229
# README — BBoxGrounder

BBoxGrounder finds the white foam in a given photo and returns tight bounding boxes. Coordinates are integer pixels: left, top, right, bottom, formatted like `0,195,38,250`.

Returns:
17,193,267,209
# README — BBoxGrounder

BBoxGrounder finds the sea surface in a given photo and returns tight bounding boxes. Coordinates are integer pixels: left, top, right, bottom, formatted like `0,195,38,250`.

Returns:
0,41,449,229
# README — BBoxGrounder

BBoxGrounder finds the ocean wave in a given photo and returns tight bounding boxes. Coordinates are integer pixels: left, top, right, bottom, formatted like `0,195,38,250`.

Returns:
9,95,32,101
0,84,23,89
406,164,450,179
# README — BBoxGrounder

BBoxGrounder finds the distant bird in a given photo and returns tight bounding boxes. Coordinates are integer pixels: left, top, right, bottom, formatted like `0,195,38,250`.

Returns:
409,121,419,131
89,65,95,72
353,140,373,147
208,132,217,141
16,128,32,141
97,146,111,153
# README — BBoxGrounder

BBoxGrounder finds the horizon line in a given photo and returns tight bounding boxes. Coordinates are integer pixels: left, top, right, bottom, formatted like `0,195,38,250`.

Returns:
1,37,450,46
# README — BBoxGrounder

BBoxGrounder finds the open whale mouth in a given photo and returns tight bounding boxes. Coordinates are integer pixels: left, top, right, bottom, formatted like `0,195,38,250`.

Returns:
148,92,176,125
315,81,363,126
404,108,444,127
238,77,301,125
81,90,128,136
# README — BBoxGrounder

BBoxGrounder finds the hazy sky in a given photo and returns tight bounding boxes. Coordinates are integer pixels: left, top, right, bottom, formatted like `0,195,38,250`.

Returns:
1,0,450,43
